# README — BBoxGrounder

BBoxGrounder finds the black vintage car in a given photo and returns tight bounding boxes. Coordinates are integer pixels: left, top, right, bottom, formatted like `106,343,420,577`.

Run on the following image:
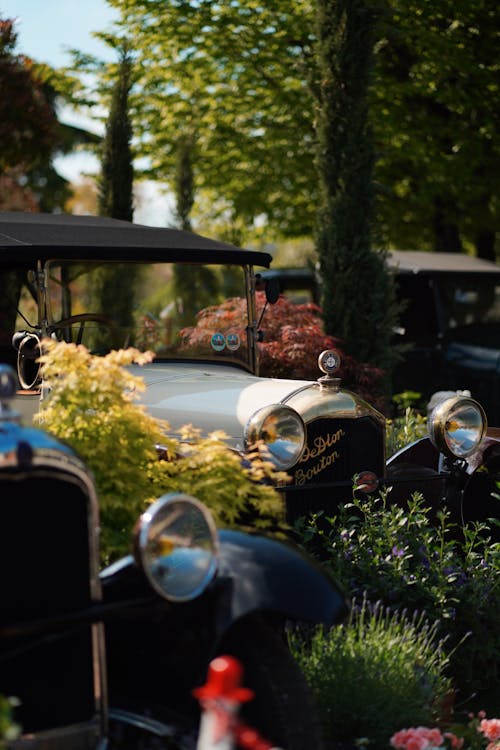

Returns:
388,250,500,424
0,361,348,749
1,212,499,532
262,252,500,424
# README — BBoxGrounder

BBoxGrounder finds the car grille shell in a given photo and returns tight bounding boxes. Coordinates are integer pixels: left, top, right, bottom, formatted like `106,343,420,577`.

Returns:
0,462,104,738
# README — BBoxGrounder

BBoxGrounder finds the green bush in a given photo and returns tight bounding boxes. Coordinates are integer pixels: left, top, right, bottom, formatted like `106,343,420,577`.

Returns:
386,401,428,455
0,696,20,747
289,597,451,750
294,492,500,710
35,340,286,563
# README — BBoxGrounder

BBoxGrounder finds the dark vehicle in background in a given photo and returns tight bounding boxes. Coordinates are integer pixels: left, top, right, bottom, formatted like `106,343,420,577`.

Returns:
262,252,500,424
1,212,499,536
0,363,347,749
388,251,500,424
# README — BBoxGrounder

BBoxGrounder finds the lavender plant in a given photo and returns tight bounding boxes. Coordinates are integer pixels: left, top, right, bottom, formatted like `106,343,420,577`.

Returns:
294,491,500,711
289,596,451,750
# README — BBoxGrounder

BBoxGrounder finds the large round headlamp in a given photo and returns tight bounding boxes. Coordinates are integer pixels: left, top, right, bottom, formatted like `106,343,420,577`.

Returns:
428,396,487,459
134,493,219,602
244,404,306,470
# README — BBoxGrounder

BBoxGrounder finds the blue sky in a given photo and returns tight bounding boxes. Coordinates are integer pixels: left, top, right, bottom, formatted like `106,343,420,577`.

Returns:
2,0,117,67
2,0,169,224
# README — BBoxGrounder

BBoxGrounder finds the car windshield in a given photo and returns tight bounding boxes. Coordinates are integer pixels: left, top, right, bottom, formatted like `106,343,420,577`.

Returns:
12,260,252,368
438,275,500,331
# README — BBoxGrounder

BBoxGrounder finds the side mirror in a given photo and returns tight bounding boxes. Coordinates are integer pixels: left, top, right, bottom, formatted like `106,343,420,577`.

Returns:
265,278,280,305
12,332,41,390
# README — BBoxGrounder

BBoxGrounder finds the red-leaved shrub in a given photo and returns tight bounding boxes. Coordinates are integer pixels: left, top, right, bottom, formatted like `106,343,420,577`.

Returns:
180,292,385,408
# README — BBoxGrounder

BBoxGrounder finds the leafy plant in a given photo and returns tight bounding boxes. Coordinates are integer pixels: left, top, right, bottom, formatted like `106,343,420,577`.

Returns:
0,695,20,747
289,597,451,750
386,404,428,455
180,291,386,407
294,492,500,710
35,339,286,563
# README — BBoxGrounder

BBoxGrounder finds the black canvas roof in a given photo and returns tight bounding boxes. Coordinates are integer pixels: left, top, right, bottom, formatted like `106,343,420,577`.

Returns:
387,250,500,275
0,212,272,267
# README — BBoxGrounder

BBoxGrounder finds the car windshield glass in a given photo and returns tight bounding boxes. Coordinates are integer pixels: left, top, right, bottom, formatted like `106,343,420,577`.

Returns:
44,261,250,366
438,275,500,330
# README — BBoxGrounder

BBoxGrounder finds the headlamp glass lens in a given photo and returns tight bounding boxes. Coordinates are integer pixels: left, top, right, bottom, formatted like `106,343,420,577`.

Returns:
245,405,306,469
137,494,218,601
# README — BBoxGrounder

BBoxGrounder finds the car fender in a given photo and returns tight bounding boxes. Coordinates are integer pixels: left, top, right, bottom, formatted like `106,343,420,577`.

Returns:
215,529,349,632
100,530,349,632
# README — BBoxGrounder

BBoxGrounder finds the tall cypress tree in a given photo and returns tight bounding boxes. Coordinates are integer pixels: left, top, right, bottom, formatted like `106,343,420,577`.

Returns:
98,46,134,221
173,133,218,323
93,46,136,348
314,0,398,394
174,133,195,233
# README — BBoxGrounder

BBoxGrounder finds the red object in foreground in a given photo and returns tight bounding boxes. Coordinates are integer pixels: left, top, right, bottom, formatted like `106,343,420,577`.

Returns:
193,655,254,704
193,655,282,750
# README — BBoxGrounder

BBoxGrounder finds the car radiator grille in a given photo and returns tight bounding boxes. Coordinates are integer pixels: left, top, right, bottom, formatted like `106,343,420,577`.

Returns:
0,469,98,734
284,416,385,523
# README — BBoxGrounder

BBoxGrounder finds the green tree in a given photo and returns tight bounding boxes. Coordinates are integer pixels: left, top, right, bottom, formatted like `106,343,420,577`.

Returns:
98,44,134,220
374,0,499,258
87,0,318,239
0,17,57,174
91,44,136,347
0,15,101,212
95,0,498,257
314,0,398,381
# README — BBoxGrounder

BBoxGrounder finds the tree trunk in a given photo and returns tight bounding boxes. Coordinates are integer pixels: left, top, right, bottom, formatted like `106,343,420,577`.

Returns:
475,228,496,261
433,196,462,252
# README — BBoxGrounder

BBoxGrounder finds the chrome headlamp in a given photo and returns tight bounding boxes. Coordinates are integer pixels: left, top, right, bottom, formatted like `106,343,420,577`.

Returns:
428,395,487,459
244,404,306,470
134,493,219,602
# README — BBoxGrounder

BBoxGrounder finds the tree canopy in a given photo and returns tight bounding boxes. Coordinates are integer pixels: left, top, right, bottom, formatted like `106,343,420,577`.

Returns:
88,0,498,255
0,15,101,212
373,0,499,257
0,18,57,173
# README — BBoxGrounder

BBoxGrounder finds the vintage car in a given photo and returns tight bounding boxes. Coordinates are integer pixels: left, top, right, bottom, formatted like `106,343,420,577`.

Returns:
262,252,500,424
388,250,500,424
1,211,499,533
0,362,348,749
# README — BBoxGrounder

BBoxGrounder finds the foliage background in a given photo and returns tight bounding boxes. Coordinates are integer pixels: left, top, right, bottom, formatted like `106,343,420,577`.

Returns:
62,0,499,257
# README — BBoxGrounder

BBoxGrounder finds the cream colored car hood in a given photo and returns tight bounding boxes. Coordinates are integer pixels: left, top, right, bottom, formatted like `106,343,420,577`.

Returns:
131,362,311,450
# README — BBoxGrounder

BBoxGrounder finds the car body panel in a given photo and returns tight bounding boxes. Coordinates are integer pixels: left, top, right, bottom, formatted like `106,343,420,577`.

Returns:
1,212,390,525
0,361,349,748
133,362,311,446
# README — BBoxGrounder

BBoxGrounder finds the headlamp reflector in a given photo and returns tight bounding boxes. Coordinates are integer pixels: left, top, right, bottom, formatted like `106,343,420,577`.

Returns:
429,396,486,459
244,404,306,470
135,493,218,601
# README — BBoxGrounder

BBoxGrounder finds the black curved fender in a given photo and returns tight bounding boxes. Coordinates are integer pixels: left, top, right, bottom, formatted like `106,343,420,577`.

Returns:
215,529,349,632
386,435,500,536
100,535,348,712
385,437,446,510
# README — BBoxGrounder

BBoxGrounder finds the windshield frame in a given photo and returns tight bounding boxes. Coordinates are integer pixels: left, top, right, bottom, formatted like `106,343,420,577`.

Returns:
4,256,264,376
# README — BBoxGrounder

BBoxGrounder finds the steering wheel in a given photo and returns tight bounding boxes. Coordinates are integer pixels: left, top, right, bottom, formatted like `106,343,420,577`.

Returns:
50,313,117,346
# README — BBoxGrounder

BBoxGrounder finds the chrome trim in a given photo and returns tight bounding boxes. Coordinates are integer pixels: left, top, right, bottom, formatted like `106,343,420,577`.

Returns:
246,265,258,374
429,395,487,459
109,707,177,737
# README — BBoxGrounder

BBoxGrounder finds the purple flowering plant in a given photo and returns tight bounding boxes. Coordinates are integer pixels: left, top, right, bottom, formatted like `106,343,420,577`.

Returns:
294,490,500,711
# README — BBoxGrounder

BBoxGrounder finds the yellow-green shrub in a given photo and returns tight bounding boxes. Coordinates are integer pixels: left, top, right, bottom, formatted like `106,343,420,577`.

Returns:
35,339,286,563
